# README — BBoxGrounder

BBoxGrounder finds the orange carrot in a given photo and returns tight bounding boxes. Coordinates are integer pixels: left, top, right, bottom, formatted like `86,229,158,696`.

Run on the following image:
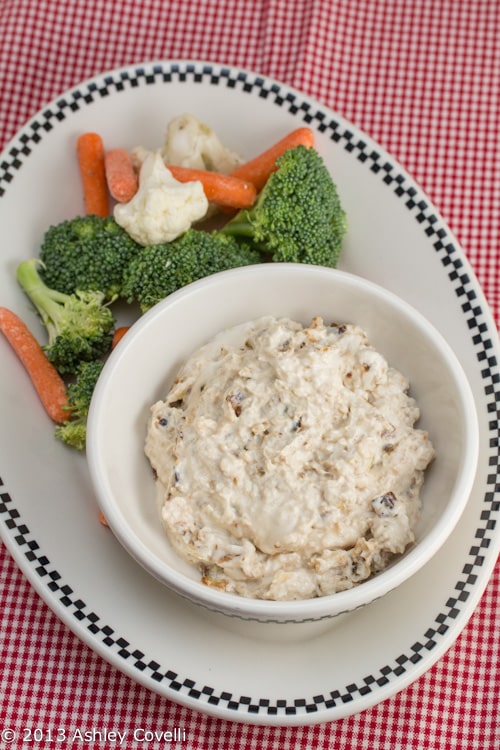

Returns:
166,165,257,209
104,148,139,203
76,132,110,217
230,127,315,192
0,307,70,423
112,325,130,348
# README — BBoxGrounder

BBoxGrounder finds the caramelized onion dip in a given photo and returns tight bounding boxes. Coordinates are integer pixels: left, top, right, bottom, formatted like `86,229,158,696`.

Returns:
145,316,435,601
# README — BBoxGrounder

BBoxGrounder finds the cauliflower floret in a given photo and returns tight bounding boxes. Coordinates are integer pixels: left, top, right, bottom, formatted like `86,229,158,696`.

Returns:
162,113,244,172
129,145,151,171
130,114,243,174
114,151,208,246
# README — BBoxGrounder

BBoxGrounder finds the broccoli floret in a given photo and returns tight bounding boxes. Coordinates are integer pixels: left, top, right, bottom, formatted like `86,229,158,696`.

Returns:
39,214,141,300
122,229,260,312
55,359,105,450
222,145,347,267
16,259,115,374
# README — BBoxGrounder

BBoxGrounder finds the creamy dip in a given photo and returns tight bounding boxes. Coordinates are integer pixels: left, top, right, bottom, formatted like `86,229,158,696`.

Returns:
145,316,435,601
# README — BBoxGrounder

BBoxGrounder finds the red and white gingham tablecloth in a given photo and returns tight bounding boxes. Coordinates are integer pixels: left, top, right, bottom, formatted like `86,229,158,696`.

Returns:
0,1,499,748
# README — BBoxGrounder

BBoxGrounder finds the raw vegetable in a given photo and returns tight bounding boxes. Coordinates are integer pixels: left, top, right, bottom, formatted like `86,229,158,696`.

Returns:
55,359,105,450
104,148,139,203
112,326,130,348
0,306,70,423
122,229,260,312
160,113,244,173
166,165,257,209
113,152,209,246
39,214,141,300
222,145,347,267
230,127,315,192
76,132,110,217
16,259,115,374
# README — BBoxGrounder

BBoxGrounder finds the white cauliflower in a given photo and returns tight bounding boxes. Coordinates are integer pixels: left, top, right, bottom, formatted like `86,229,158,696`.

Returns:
162,113,243,172
114,151,208,246
131,113,243,174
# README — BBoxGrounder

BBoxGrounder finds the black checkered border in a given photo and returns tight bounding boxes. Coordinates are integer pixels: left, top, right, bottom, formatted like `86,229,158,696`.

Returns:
1,61,499,718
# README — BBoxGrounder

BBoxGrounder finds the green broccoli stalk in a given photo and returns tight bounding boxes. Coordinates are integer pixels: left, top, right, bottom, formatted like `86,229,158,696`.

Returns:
55,359,105,450
221,145,347,267
16,259,115,374
122,229,261,312
39,214,141,300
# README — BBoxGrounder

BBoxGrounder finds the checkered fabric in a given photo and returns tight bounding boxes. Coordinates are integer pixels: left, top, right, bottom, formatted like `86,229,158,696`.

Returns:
0,1,499,748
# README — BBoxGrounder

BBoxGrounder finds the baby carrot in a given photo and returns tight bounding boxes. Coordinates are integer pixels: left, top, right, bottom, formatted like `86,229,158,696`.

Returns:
0,306,70,423
166,165,257,209
112,325,130,348
76,132,110,217
104,148,139,203
230,127,315,192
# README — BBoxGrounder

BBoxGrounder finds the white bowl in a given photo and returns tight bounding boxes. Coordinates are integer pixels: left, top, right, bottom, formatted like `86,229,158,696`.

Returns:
87,264,479,629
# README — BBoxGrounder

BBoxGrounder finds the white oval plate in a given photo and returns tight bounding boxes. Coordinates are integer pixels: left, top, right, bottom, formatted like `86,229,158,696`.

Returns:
0,61,498,726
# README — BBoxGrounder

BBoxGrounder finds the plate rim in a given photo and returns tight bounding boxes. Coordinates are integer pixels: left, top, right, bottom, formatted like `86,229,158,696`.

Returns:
1,58,499,726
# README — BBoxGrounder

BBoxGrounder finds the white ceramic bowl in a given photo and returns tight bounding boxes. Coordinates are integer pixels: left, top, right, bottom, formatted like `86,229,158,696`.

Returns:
87,264,479,628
